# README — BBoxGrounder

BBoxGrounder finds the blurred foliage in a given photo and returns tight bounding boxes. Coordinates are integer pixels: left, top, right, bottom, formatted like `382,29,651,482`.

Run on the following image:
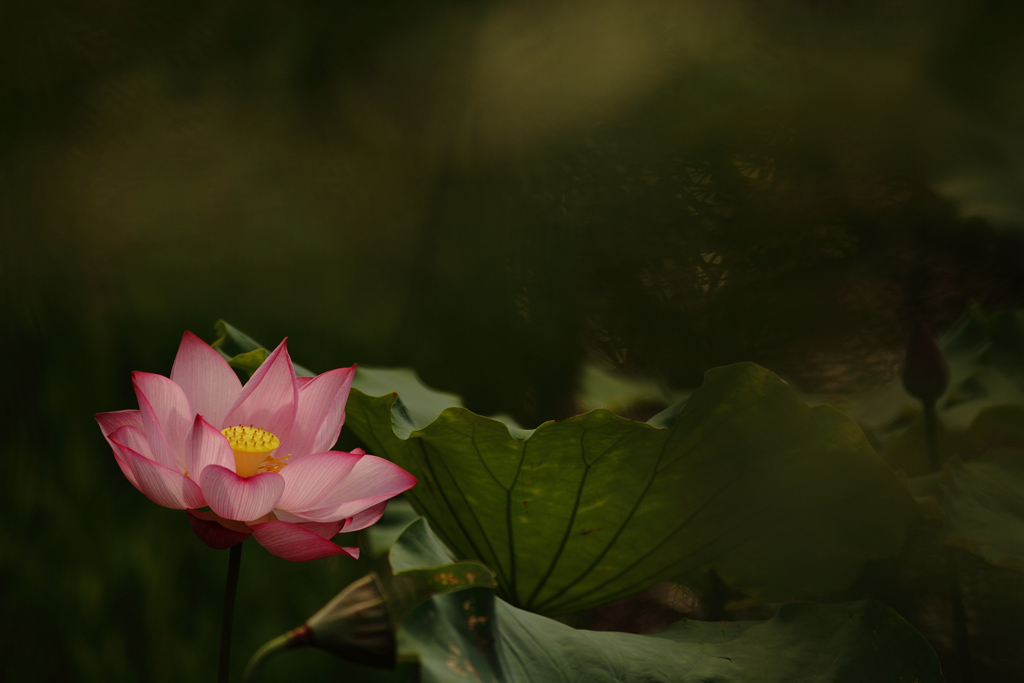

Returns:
4,0,1024,681
911,448,1024,572
806,308,1024,475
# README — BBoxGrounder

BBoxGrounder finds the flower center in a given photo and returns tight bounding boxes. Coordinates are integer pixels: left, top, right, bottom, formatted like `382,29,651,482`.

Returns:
220,425,290,478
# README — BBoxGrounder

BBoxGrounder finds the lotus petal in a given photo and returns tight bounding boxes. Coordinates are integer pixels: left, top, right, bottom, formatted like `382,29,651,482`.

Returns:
250,520,358,561
171,331,242,428
200,465,285,522
223,340,298,438
116,442,205,509
133,372,192,470
275,366,354,460
342,501,390,532
186,415,235,482
277,451,361,512
305,455,417,521
297,519,346,539
187,508,253,549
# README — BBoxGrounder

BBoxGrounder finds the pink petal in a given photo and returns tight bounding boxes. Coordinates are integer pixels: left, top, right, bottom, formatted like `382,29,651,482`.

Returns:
276,367,355,458
250,520,359,561
199,465,285,522
170,331,243,429
96,410,143,440
303,455,417,521
185,415,235,482
297,520,346,539
222,340,298,437
99,418,144,489
276,451,362,512
308,409,347,458
342,501,389,532
116,443,205,509
187,509,252,549
133,372,192,471
108,424,155,461
269,509,313,523
112,451,141,489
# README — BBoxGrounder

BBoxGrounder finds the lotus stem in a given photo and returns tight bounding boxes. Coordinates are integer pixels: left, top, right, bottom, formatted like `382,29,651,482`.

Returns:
220,543,244,683
244,630,307,680
922,398,973,683
922,402,941,474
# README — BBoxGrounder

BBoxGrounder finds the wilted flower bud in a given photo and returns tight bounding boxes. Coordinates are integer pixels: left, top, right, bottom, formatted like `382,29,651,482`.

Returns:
305,573,395,666
901,321,949,405
245,573,395,678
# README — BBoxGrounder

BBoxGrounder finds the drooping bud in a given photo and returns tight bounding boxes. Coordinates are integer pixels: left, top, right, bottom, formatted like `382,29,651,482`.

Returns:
245,573,396,678
901,321,950,406
305,573,395,666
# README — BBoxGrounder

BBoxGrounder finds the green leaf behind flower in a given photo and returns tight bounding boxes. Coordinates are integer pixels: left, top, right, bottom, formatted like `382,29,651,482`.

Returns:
352,366,463,431
212,319,314,377
347,362,918,615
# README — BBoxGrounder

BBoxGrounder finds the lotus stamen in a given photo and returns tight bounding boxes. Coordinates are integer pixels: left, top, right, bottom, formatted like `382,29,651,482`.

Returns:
221,425,282,478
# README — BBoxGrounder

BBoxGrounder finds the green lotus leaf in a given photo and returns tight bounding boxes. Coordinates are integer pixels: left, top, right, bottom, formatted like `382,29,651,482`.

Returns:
353,366,463,431
212,319,314,377
346,361,918,614
223,347,268,378
286,510,939,681
364,498,421,557
398,588,942,683
390,518,498,595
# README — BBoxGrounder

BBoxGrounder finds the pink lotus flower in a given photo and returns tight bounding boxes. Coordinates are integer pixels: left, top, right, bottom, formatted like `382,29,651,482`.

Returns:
96,332,417,561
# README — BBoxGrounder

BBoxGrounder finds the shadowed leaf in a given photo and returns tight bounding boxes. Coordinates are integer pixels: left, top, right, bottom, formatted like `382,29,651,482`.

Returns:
398,588,942,683
390,518,498,595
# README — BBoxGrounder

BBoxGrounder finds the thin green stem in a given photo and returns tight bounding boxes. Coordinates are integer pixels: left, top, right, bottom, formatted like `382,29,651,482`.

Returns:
922,399,973,683
703,570,727,622
219,543,243,683
922,402,941,473
946,549,974,683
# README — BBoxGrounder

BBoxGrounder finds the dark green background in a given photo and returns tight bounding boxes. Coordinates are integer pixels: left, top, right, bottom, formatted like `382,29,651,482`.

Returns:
4,1,1024,680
